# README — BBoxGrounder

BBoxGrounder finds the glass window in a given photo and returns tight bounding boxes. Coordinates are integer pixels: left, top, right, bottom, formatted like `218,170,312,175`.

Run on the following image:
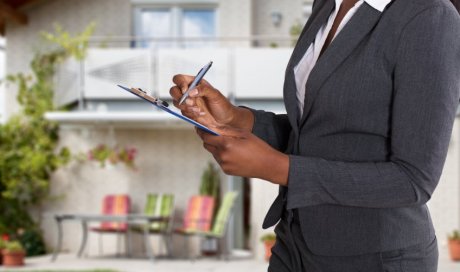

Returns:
134,6,216,48
182,9,216,48
136,9,173,48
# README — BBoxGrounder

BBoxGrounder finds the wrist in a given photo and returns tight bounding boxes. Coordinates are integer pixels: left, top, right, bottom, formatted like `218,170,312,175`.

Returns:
228,106,255,131
260,151,289,186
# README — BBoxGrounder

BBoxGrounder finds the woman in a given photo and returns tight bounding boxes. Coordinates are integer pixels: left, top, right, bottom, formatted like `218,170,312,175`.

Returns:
170,0,460,271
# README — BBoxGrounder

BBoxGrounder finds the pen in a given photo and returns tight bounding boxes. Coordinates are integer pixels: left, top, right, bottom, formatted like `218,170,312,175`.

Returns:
179,61,213,105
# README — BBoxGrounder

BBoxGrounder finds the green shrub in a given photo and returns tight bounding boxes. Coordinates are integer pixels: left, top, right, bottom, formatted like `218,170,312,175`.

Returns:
3,241,25,253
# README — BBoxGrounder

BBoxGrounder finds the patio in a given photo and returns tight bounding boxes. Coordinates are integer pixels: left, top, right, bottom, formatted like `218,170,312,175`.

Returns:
1,245,460,272
0,253,268,272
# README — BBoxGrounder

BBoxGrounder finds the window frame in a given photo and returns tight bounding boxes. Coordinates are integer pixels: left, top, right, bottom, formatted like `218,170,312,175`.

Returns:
132,2,219,48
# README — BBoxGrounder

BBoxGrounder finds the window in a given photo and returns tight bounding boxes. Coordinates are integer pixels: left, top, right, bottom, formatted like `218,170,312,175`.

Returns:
133,5,217,48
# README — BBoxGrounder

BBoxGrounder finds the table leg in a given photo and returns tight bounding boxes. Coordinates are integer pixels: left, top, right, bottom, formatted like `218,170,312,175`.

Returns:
143,224,154,263
51,216,63,262
126,227,132,258
77,220,88,258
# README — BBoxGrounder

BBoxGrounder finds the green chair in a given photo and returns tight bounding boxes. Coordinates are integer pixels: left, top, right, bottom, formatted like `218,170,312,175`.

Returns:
141,193,175,257
199,191,238,259
174,192,238,260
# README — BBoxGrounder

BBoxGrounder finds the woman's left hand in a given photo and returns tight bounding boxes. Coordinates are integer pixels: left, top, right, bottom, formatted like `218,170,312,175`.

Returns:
196,126,289,186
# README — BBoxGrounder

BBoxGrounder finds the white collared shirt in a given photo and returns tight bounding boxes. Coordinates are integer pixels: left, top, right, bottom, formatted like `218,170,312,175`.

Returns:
294,0,392,116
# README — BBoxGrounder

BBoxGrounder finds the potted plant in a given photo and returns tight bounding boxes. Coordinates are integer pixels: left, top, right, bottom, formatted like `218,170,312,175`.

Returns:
2,241,25,267
0,239,6,265
199,163,221,256
260,233,276,261
448,230,460,261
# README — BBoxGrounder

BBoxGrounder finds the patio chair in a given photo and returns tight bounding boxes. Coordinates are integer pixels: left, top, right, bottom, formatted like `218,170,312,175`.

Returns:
197,191,238,259
174,192,238,260
137,193,175,257
90,194,131,256
173,195,215,258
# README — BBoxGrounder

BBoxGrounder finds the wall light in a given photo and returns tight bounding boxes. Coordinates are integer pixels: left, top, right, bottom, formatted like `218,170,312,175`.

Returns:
271,11,283,27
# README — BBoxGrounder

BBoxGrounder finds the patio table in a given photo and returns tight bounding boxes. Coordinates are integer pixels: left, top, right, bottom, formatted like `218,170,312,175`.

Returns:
51,213,169,263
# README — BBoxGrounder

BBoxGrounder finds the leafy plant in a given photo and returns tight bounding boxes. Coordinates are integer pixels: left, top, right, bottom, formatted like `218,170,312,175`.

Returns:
17,228,46,256
199,162,220,198
3,241,25,253
0,22,95,256
199,163,221,217
449,230,460,241
0,239,6,250
260,233,276,243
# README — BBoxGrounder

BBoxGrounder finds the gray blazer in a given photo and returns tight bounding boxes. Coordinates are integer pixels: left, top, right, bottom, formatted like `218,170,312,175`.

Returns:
249,0,460,256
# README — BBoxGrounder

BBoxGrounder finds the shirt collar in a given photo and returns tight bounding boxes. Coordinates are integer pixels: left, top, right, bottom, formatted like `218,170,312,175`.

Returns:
364,0,392,12
334,0,392,13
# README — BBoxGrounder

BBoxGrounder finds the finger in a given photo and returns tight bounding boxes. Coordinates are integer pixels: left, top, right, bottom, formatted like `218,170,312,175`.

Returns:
189,83,223,101
169,86,183,101
203,143,218,154
212,125,247,138
172,74,195,93
200,131,225,147
185,98,195,106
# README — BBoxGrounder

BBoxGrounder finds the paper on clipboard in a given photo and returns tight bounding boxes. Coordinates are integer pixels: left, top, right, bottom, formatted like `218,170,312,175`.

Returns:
117,85,220,136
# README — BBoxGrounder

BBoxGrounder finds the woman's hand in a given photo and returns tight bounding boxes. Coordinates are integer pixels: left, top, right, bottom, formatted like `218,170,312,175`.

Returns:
170,74,254,131
196,126,289,186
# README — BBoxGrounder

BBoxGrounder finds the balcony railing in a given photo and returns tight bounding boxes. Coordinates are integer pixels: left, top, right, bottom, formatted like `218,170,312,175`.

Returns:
54,36,294,109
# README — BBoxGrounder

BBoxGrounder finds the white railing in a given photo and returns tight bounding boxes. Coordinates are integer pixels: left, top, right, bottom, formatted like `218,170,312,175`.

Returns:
55,46,294,108
54,36,297,108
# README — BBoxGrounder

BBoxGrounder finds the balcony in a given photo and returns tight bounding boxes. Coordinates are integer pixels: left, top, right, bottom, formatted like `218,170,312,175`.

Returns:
46,37,294,128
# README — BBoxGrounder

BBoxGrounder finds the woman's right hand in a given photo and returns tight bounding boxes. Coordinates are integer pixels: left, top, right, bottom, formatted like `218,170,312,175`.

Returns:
170,74,254,131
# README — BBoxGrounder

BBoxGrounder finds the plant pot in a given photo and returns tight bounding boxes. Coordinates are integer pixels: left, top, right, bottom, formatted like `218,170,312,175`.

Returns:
449,240,460,261
264,240,276,261
201,239,218,256
2,251,25,267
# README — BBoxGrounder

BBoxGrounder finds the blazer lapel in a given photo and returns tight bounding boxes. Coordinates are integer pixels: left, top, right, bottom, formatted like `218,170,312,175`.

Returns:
284,0,336,129
299,3,384,127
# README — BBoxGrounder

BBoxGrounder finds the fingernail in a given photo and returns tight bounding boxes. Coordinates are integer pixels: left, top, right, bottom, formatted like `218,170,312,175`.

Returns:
190,89,199,96
186,98,193,106
199,112,206,116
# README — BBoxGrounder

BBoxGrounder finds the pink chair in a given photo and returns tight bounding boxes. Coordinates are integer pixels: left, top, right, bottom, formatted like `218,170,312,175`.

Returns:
90,194,131,256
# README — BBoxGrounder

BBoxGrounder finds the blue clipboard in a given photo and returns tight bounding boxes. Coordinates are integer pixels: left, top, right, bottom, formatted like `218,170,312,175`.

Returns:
117,85,220,136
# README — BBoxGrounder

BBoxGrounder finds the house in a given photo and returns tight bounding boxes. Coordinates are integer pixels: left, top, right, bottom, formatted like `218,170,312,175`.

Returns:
1,0,459,260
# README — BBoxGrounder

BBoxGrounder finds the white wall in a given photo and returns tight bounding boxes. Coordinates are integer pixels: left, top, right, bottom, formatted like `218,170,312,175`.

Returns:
429,118,460,250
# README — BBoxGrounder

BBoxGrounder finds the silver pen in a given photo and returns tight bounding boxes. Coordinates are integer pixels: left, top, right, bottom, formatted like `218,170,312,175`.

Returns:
179,61,213,105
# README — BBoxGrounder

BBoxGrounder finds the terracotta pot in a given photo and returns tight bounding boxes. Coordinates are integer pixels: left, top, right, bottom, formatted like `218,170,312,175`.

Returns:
2,251,25,267
264,240,276,261
449,240,460,261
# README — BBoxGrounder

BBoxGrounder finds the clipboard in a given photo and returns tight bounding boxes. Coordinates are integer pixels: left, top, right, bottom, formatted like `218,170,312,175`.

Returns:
117,85,220,136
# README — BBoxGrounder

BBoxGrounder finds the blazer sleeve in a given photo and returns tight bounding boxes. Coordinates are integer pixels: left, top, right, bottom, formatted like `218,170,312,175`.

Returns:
286,5,460,209
243,107,292,152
